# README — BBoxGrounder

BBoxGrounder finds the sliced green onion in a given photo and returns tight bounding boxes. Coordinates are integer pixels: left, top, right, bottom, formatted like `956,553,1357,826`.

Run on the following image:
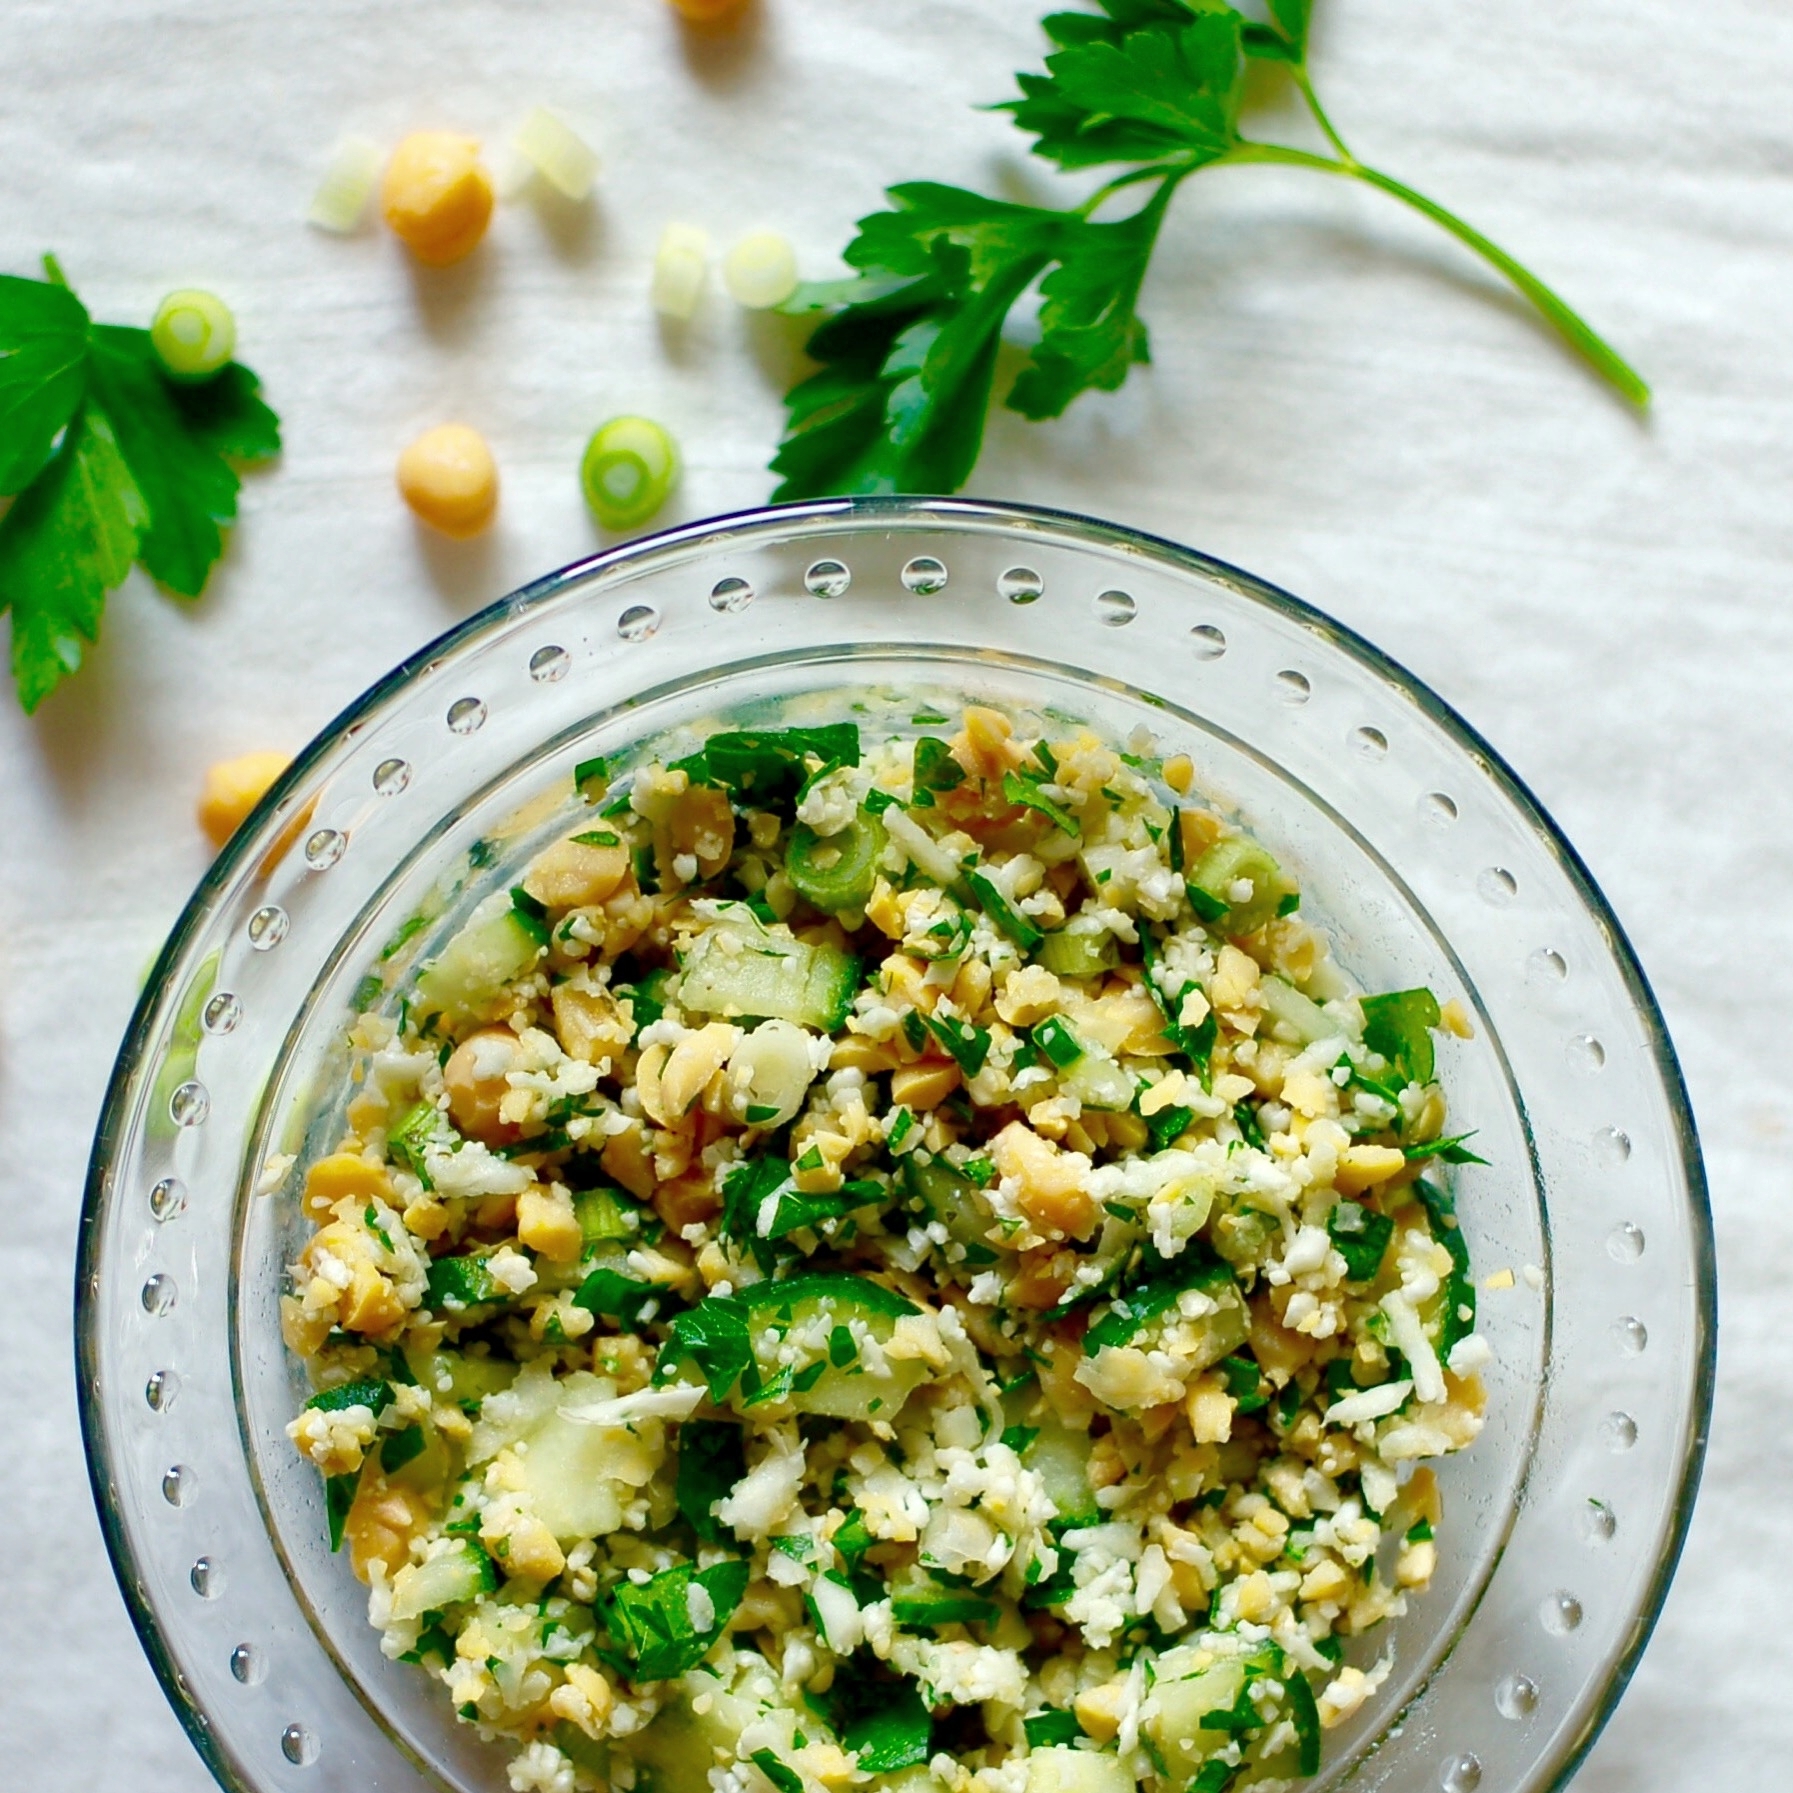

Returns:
150,289,237,382
512,106,599,201
307,135,384,234
723,231,799,309
580,415,679,531
653,222,710,320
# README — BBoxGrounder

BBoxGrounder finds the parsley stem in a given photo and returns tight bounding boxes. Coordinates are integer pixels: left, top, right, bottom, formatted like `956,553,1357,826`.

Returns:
1292,70,1354,163
1229,142,1650,408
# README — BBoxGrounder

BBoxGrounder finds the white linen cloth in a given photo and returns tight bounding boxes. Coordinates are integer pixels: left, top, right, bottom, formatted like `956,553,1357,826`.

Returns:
1,1,1788,1786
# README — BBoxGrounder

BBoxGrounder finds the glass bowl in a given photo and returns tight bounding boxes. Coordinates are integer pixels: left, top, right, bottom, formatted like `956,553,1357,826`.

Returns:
78,497,1713,1793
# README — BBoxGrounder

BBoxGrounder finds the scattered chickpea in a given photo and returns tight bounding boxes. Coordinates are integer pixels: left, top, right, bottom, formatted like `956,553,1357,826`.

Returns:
381,131,494,266
668,0,749,21
198,750,291,848
443,1027,523,1141
397,424,499,538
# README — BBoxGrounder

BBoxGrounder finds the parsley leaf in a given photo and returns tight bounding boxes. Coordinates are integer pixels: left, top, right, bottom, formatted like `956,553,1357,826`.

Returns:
1361,986,1443,1087
602,1558,748,1683
826,1657,935,1774
676,1418,746,1544
656,1293,754,1402
770,3,1645,499
0,261,278,710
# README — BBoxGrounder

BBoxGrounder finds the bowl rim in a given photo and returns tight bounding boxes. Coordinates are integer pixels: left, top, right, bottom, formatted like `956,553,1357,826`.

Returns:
75,492,1716,1793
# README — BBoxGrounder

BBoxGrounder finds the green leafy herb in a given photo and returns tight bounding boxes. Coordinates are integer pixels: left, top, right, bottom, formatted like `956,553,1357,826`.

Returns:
1023,1710,1084,1748
751,1751,805,1793
1232,1100,1267,1151
910,735,967,806
1360,986,1443,1087
1327,1199,1394,1282
305,1376,389,1414
965,867,1044,952
769,4,1643,501
0,258,279,710
1284,1668,1323,1775
1031,1015,1084,1069
602,1558,748,1682
510,885,551,947
1001,767,1079,835
570,829,621,848
571,1266,660,1325
324,1471,358,1552
1138,926,1217,1082
1219,1352,1268,1415
656,1293,754,1402
1404,1130,1489,1166
906,1007,992,1077
677,1418,747,1545
380,1423,427,1473
890,1594,1000,1628
681,725,862,807
826,1658,934,1773
1414,1177,1476,1353
574,755,610,796
1189,1761,1236,1793
1000,1424,1041,1454
1083,1251,1233,1355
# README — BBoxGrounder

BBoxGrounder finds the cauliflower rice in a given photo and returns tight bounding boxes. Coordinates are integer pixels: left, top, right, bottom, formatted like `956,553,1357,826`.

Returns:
280,701,1489,1793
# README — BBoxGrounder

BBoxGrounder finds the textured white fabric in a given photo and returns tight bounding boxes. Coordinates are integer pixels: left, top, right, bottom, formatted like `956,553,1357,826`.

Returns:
2,1,1789,1787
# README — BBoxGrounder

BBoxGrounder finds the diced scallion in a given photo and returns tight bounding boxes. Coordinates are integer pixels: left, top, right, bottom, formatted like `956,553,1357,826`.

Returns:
652,222,710,320
723,231,799,309
307,135,384,234
581,415,680,531
512,106,600,201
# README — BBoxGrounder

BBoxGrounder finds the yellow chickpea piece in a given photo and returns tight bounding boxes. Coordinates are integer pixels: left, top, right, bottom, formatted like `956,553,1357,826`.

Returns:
397,424,499,538
380,132,493,266
443,1027,523,1142
198,750,291,849
669,0,749,21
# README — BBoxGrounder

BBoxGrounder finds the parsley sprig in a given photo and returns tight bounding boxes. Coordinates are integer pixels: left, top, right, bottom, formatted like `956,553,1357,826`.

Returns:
770,1,1645,499
0,257,279,711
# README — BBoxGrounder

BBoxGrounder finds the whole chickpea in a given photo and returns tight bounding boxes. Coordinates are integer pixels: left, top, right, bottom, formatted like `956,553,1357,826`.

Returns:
381,132,494,266
397,424,499,538
442,1028,523,1142
668,0,749,21
197,750,291,848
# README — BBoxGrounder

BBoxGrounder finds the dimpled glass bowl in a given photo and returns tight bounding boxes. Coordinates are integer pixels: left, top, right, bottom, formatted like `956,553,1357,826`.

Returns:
79,498,1713,1793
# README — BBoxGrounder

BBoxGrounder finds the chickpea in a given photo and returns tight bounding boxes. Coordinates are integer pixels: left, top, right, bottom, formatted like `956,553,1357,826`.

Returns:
669,0,749,21
442,1027,523,1142
198,750,290,848
380,131,493,266
397,424,499,538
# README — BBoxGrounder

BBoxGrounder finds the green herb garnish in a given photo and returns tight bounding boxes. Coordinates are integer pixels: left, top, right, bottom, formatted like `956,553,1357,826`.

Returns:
768,3,1643,502
0,257,279,710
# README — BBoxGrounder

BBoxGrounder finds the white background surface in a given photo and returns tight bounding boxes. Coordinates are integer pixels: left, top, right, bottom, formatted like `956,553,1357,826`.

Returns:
2,1,1788,1787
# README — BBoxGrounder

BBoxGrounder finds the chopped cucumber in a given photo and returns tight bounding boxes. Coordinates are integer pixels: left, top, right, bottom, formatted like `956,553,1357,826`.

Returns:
387,1539,497,1623
889,1566,999,1629
1143,1658,1248,1781
679,905,860,1031
737,1275,927,1420
414,896,544,1025
1057,1045,1134,1112
1260,974,1346,1045
1025,1747,1138,1793
1021,1420,1100,1526
408,1346,516,1408
788,808,886,914
901,1155,999,1264
1034,923,1120,979
1187,836,1295,935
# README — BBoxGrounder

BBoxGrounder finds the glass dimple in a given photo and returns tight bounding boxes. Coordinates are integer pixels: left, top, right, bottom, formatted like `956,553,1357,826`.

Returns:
190,1557,223,1599
1094,588,1137,626
1440,1754,1482,1793
1528,946,1568,983
1478,866,1518,906
1189,623,1226,659
1581,1499,1617,1544
230,1643,265,1686
162,1464,192,1507
141,1273,177,1316
446,697,486,735
1419,790,1458,826
1606,1222,1645,1263
1353,725,1388,758
247,905,289,951
1275,668,1311,704
169,1081,210,1128
1540,1590,1583,1635
302,828,346,871
998,566,1042,605
1568,1033,1606,1071
202,992,242,1034
372,757,411,796
804,561,851,599
617,603,661,642
280,1723,318,1766
900,556,948,595
149,1176,188,1222
1602,1411,1638,1452
1594,1125,1631,1166
145,1369,180,1412
1495,1674,1539,1720
1611,1315,1648,1356
709,576,755,613
529,644,570,682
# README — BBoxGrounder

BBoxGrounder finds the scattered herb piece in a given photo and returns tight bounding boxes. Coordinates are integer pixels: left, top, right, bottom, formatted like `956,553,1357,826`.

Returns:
676,1419,746,1544
769,3,1644,501
1360,986,1443,1087
0,257,279,710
